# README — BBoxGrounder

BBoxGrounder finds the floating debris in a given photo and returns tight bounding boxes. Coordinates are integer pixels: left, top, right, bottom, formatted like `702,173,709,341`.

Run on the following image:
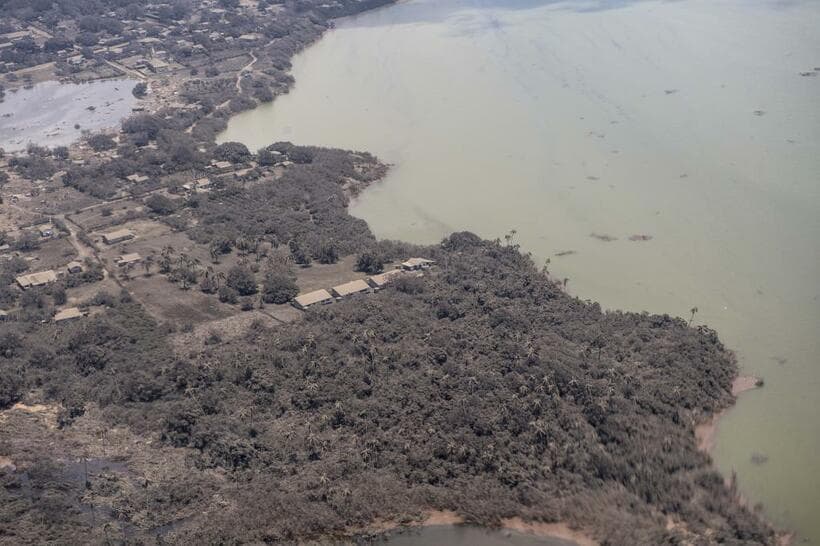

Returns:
664,89,678,95
798,71,817,77
753,110,766,116
590,233,618,242
771,356,788,366
554,250,577,257
750,452,769,465
629,234,653,242
586,175,599,181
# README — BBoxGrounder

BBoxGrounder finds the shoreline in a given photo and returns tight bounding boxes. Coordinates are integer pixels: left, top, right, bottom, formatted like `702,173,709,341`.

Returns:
695,375,761,454
694,376,794,545
0,2,797,544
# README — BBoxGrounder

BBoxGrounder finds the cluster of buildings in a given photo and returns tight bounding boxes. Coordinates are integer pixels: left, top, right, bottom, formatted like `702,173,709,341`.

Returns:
12,268,86,323
292,258,434,310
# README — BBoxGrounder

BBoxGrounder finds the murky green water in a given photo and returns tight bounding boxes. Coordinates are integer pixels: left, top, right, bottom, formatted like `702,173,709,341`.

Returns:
219,0,820,542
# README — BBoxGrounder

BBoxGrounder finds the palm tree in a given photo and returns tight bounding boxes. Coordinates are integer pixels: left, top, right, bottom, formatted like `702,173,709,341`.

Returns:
689,306,698,326
591,336,606,362
504,228,518,247
529,419,548,443
121,262,134,281
159,245,175,273
360,446,372,462
208,242,220,264
142,254,154,276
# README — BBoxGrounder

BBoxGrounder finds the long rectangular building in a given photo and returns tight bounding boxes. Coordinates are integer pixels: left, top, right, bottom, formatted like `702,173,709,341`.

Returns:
367,269,403,289
102,229,134,245
293,289,334,310
16,270,58,289
331,279,371,298
401,257,435,271
54,307,84,322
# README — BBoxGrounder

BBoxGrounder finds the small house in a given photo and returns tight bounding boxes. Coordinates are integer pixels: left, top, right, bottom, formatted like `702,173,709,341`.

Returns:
38,224,55,238
54,307,84,322
102,229,134,245
367,269,403,289
401,257,435,271
331,279,371,299
66,261,83,274
16,270,58,289
144,58,169,72
211,160,233,172
125,174,149,183
116,253,141,267
293,289,334,310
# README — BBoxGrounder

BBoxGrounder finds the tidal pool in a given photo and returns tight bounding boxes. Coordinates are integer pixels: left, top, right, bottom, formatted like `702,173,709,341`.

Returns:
0,79,137,152
219,0,820,541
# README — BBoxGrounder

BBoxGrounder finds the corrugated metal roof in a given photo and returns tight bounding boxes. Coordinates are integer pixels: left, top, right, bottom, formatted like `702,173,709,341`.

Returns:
332,279,371,297
54,307,83,322
16,270,58,288
294,289,334,308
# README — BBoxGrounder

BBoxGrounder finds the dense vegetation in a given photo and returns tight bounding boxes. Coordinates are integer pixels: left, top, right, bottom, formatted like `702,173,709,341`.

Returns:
0,232,773,544
0,0,777,544
185,145,384,258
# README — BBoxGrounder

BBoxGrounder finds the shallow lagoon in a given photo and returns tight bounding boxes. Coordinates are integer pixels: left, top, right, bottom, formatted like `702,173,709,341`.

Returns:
220,0,820,541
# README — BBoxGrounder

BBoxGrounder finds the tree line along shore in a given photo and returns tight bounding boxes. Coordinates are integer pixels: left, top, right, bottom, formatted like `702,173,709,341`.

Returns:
0,0,780,544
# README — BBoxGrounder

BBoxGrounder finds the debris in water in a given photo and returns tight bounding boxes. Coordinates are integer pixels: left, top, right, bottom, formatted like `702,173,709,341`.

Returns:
750,452,769,465
664,89,678,95
586,175,599,181
771,356,788,366
629,234,653,242
554,250,576,257
753,110,766,116
798,71,817,77
590,233,618,242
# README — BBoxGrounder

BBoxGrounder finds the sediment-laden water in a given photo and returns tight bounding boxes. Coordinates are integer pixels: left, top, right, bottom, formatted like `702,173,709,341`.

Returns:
219,0,820,542
0,79,137,152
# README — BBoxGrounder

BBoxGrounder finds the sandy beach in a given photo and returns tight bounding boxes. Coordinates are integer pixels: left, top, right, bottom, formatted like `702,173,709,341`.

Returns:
696,376,761,453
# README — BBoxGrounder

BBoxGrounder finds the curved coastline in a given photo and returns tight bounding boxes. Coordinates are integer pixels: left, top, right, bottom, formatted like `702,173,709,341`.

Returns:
695,375,761,454
0,0,800,543
213,3,787,544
